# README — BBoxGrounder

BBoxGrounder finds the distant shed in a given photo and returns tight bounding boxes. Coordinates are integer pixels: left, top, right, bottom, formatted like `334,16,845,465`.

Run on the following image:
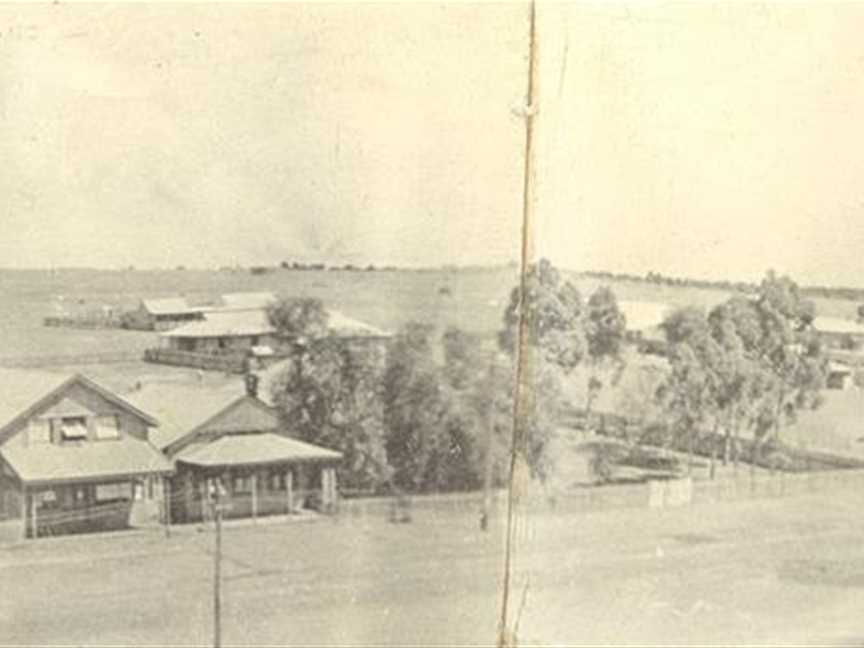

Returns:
814,316,864,350
128,298,206,331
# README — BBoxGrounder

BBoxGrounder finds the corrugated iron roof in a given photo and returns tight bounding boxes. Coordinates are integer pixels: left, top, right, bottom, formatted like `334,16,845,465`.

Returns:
814,316,864,336
124,382,247,450
0,437,173,485
141,297,201,316
254,359,292,407
161,310,276,339
177,432,341,468
160,308,388,340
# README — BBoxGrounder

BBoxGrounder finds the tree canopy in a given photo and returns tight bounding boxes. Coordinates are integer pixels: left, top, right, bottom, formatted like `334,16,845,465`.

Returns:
499,258,586,373
267,297,330,340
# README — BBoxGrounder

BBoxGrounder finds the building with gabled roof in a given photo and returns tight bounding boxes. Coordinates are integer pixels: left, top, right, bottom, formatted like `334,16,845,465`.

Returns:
124,378,341,523
126,297,207,331
0,371,172,538
146,306,391,373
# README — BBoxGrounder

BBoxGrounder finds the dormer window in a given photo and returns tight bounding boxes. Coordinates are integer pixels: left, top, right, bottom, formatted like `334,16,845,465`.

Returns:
58,417,88,442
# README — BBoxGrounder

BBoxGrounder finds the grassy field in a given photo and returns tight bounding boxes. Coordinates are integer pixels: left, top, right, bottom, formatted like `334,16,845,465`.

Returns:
1,266,860,365
0,267,519,362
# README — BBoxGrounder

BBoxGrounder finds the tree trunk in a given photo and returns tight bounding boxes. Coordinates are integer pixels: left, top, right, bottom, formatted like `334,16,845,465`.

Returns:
710,419,720,480
774,387,785,444
732,421,739,473
687,426,694,477
722,407,734,466
584,371,597,433
584,393,595,433
749,434,757,492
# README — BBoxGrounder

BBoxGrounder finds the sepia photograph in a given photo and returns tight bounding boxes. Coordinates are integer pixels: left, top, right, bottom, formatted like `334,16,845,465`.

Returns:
2,1,864,645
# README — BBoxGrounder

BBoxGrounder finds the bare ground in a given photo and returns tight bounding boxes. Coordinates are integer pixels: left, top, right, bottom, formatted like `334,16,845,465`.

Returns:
3,485,864,646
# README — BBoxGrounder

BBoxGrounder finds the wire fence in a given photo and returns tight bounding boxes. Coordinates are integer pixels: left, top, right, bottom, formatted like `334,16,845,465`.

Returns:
0,351,140,369
8,468,864,543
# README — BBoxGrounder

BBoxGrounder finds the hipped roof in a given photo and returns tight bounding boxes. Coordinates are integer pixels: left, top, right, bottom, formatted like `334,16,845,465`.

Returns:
161,308,389,340
177,432,341,468
141,298,203,316
1,437,173,486
161,310,276,339
124,382,248,450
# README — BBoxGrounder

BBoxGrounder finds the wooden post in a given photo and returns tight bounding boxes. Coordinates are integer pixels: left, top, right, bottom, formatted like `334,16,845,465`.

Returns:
21,486,27,540
212,487,222,648
251,471,258,521
286,469,293,515
330,467,338,514
163,476,171,538
321,468,331,512
30,489,37,540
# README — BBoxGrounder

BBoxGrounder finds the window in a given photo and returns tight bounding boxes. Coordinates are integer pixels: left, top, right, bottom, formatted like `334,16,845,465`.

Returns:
28,419,51,444
95,483,132,502
94,415,120,440
39,489,59,509
59,417,88,442
233,475,252,494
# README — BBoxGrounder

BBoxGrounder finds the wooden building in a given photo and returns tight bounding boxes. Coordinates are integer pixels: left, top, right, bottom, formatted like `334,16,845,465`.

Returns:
0,371,172,538
158,309,279,355
125,379,342,524
814,316,864,351
127,298,206,331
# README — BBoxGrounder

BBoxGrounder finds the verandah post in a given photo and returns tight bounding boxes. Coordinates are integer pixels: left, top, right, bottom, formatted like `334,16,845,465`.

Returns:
30,488,37,540
163,476,171,538
330,467,338,514
21,485,27,540
251,471,258,521
286,469,293,516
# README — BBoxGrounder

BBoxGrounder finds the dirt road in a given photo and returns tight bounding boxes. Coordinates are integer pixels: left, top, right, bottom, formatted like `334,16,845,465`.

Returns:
3,487,864,645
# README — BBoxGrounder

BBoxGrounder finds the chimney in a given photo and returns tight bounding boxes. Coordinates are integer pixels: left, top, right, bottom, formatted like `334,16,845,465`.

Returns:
245,372,260,398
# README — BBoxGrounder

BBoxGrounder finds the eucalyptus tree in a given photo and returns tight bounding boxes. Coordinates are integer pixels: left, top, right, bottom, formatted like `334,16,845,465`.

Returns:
583,286,627,429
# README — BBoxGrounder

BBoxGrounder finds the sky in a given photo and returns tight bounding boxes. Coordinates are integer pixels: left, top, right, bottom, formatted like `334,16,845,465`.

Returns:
1,2,864,287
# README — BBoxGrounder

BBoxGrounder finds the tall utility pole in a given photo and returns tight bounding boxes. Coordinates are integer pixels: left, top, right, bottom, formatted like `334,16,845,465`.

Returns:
499,0,538,645
212,481,223,648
